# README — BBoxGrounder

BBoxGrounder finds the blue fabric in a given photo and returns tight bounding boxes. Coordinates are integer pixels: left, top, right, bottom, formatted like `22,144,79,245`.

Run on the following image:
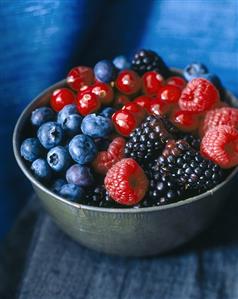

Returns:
0,0,238,237
0,188,237,299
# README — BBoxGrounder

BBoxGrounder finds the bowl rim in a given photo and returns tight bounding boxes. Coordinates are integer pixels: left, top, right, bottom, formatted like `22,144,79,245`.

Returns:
13,78,238,214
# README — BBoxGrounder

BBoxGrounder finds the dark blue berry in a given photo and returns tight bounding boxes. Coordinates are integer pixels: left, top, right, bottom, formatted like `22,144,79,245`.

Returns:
58,183,84,201
31,107,55,127
100,107,116,118
37,121,63,149
47,146,71,172
113,55,130,70
20,138,43,162
183,63,208,81
57,104,78,125
51,178,67,193
66,164,94,187
94,60,116,83
62,114,82,136
81,114,113,138
68,134,97,165
31,158,52,181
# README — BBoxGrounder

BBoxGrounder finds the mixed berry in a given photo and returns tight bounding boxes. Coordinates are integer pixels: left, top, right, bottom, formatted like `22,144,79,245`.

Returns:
20,50,238,208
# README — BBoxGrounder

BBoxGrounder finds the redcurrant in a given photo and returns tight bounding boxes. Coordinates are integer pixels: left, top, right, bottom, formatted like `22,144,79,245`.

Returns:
50,88,75,112
67,66,94,91
116,70,141,95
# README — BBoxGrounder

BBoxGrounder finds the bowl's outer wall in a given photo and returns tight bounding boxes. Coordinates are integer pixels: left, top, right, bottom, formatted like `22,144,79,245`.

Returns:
33,179,234,256
14,73,238,256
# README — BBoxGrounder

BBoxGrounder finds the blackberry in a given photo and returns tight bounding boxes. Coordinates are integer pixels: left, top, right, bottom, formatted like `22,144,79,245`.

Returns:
181,133,200,151
131,49,170,77
84,185,122,208
146,170,183,207
157,140,224,194
124,115,173,164
160,117,201,150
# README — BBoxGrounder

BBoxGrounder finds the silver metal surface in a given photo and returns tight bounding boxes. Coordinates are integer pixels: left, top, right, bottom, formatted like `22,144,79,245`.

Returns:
13,76,238,256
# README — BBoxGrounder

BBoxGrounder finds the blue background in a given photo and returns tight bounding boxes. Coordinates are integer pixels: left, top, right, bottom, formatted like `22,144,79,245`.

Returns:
0,0,237,238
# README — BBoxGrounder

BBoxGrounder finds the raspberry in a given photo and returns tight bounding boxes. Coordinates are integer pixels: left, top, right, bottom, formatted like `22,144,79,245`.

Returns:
201,125,238,168
104,158,148,205
92,137,126,174
179,78,219,113
170,109,200,132
200,107,238,136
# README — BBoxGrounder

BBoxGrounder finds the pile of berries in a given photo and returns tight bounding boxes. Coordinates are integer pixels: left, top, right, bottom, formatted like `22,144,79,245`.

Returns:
20,49,238,208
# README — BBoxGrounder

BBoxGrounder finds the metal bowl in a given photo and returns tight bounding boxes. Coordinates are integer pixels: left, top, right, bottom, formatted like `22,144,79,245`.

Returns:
13,78,238,256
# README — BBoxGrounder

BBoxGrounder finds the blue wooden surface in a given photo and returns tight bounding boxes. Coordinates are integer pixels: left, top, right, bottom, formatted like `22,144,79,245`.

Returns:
0,0,237,237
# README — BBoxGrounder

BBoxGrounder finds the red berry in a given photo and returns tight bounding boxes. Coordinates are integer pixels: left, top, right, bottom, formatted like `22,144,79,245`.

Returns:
166,76,186,89
50,88,75,112
142,71,164,96
104,158,149,205
67,66,94,91
201,125,238,168
148,98,170,116
113,94,130,109
91,82,114,105
116,70,141,95
158,85,181,104
92,137,125,174
112,110,137,137
122,102,147,123
133,95,152,112
170,109,199,132
200,107,238,136
179,78,220,113
76,91,101,115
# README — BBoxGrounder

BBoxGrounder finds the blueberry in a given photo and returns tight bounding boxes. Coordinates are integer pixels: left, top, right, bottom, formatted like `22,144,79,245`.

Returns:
37,121,63,149
113,55,130,70
57,104,78,125
51,178,67,193
200,73,222,90
66,164,94,187
94,138,110,151
58,183,84,201
81,114,113,138
100,107,116,118
31,107,55,127
62,114,82,136
94,60,117,83
20,138,43,162
68,134,97,165
183,63,208,81
31,158,52,181
47,146,71,172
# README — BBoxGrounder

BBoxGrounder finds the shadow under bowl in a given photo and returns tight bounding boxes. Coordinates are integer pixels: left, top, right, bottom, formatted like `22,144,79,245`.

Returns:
13,75,238,257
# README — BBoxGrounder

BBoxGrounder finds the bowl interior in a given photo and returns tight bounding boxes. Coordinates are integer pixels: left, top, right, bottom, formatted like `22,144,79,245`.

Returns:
13,75,238,214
